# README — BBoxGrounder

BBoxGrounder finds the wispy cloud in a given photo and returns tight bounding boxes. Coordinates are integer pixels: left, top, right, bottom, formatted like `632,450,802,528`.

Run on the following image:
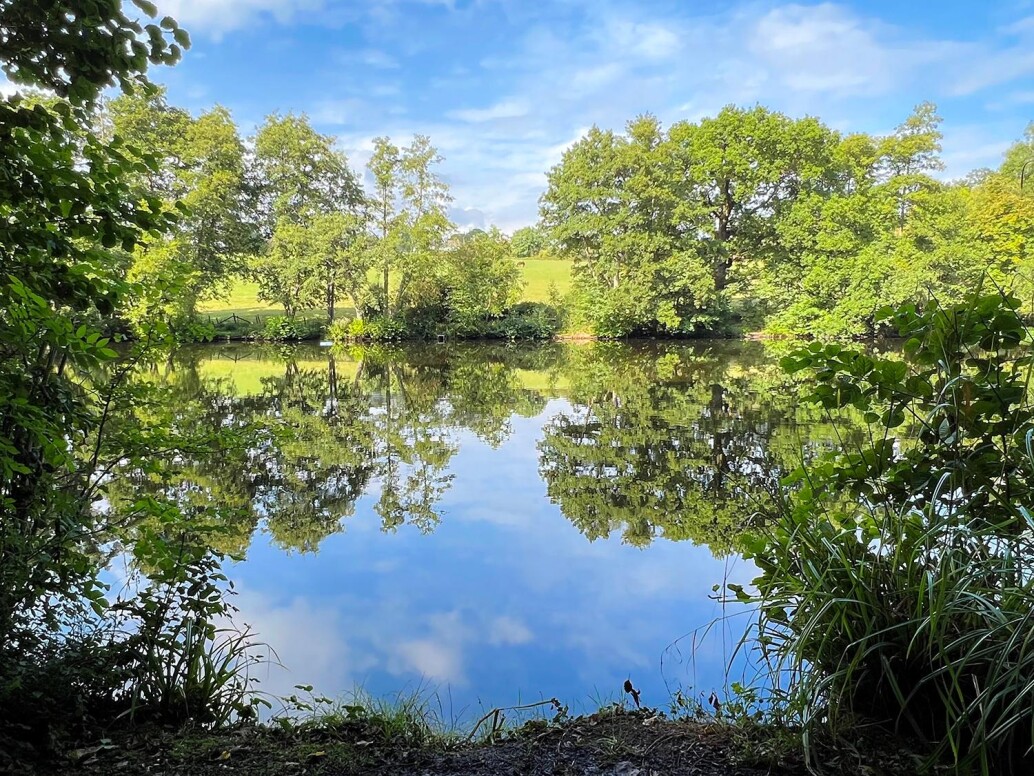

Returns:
447,98,530,122
158,0,1034,229
152,0,326,37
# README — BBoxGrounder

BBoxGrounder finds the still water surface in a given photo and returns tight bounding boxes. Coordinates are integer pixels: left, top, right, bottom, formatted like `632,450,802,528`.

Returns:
140,340,847,721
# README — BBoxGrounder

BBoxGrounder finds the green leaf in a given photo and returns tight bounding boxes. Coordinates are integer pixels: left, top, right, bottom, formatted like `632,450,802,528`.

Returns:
133,0,159,16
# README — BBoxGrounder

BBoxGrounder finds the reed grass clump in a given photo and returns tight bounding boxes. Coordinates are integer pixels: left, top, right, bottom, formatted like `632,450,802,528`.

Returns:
742,290,1034,774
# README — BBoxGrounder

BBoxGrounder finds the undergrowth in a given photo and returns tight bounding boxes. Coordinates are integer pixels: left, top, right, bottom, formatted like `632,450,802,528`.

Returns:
738,289,1034,774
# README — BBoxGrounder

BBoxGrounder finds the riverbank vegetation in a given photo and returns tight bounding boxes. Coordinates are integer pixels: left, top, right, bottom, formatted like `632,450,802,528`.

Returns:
742,290,1034,773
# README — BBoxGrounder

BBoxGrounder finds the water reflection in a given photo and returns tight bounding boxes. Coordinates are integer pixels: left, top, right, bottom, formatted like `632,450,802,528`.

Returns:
107,340,853,715
119,341,841,555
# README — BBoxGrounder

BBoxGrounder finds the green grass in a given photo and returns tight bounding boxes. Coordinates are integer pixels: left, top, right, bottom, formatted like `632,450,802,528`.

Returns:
198,281,341,323
200,260,574,320
517,257,573,303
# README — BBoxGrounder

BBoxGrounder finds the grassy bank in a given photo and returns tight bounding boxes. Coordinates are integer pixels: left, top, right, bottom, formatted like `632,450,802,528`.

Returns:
199,258,574,324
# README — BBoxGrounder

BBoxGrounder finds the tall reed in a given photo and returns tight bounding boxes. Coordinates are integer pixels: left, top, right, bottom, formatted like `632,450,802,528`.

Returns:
741,291,1034,773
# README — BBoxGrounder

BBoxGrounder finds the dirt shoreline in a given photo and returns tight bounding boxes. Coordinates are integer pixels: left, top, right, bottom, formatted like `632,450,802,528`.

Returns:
17,707,925,776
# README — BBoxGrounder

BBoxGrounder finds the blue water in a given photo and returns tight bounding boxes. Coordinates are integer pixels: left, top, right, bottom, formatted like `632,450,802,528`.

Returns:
146,341,806,722
233,406,756,719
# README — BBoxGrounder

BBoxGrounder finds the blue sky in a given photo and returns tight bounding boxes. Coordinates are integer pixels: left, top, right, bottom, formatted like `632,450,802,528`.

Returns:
150,0,1034,230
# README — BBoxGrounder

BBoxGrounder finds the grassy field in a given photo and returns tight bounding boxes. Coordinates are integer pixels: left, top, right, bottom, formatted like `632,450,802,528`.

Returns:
199,259,573,320
516,257,572,304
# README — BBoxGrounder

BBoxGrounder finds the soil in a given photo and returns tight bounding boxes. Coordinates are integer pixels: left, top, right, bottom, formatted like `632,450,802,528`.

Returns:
11,707,924,776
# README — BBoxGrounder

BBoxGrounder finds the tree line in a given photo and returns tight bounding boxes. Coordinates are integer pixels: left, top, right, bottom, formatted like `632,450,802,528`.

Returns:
102,88,549,341
87,90,1034,342
543,104,1034,337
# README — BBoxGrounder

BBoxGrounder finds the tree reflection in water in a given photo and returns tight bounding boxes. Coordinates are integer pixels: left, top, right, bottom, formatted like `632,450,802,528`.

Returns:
106,341,859,559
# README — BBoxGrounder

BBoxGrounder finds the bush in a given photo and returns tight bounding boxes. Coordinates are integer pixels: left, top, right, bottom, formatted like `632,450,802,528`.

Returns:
211,314,259,340
327,304,562,342
742,291,1034,773
484,302,563,340
259,316,324,341
328,316,408,342
175,318,217,343
0,548,263,761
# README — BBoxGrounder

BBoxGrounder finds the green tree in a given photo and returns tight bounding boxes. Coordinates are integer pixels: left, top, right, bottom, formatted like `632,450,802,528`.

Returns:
251,114,365,319
254,212,370,320
878,101,944,226
441,228,522,332
0,0,214,736
109,88,254,324
666,106,840,299
366,134,453,319
510,225,547,257
1001,122,1034,192
251,113,363,232
752,102,1026,338
368,136,404,317
542,115,715,336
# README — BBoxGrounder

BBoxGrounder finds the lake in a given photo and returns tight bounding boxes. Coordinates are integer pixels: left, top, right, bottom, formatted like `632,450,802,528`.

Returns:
122,339,852,724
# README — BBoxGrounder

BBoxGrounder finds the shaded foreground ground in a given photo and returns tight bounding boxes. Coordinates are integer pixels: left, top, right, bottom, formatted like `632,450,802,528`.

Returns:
21,708,925,776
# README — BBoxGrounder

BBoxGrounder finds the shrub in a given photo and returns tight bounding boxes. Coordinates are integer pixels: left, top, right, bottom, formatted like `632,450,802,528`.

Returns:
211,314,258,340
484,302,563,340
259,316,324,341
116,550,266,726
328,316,408,342
175,318,217,343
742,291,1034,773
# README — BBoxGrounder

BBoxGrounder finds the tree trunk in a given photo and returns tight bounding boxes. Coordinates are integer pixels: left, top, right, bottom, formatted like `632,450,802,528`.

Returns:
714,180,735,292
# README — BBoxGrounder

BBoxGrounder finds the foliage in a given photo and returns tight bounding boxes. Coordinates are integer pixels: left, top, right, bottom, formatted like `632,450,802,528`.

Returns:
260,315,324,341
95,83,1034,342
330,315,409,342
537,343,813,551
0,0,274,756
250,115,366,321
0,29,181,659
542,115,718,337
742,290,1034,773
542,103,1034,338
510,225,549,258
115,549,267,726
367,135,454,319
109,87,255,327
440,228,523,333
484,302,564,340
251,113,363,232
1000,122,1034,192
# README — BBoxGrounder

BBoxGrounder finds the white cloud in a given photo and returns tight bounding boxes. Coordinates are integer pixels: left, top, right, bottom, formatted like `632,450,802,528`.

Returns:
312,98,369,126
151,0,325,36
447,98,530,122
747,3,960,97
392,639,466,683
232,589,375,701
165,0,1034,229
596,18,681,62
335,47,402,69
450,206,489,230
940,123,1017,178
487,616,533,646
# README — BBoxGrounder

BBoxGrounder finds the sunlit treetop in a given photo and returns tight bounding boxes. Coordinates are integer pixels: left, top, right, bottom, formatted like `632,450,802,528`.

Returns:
0,0,188,103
